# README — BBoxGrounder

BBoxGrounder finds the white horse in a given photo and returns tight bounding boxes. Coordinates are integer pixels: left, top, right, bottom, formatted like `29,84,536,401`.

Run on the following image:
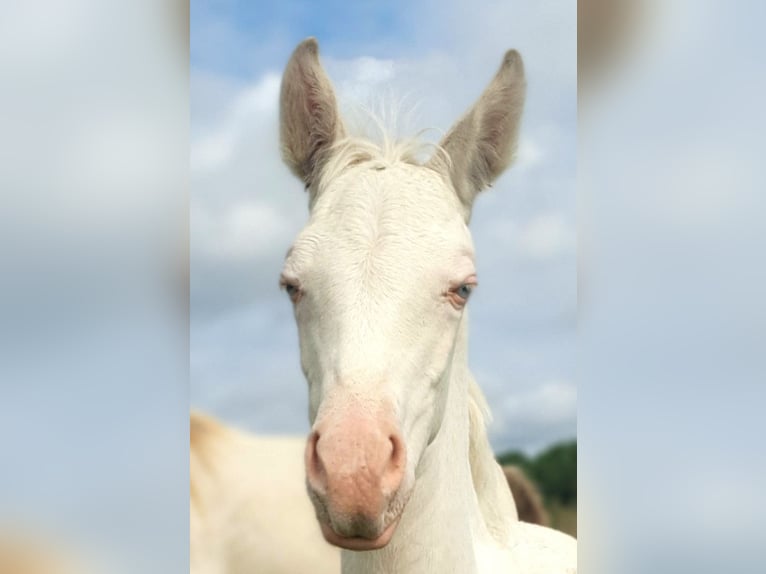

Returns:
190,412,340,574
0,533,86,574
275,38,576,573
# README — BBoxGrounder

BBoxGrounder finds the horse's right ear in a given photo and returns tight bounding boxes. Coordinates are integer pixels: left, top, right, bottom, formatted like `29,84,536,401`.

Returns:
280,38,345,188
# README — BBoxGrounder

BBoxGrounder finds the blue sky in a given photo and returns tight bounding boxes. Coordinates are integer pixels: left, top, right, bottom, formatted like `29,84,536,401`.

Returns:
190,0,577,454
191,1,419,77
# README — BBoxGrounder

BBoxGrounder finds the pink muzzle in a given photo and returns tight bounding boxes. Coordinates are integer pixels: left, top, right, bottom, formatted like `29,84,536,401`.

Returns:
305,411,406,549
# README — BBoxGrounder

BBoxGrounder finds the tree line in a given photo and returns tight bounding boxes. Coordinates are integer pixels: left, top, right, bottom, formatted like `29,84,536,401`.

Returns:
496,440,576,506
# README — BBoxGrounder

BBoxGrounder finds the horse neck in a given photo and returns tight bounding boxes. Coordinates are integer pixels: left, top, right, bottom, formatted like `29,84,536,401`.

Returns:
467,374,518,544
341,318,513,574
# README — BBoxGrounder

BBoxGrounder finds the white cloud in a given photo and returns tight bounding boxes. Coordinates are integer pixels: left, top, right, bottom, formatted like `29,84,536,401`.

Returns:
192,201,290,262
192,72,281,173
486,212,575,262
488,379,577,453
336,57,396,95
502,380,577,427
517,213,575,260
515,137,545,171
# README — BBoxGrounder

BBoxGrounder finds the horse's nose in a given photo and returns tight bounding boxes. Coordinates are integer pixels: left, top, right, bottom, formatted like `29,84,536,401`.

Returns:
305,416,406,538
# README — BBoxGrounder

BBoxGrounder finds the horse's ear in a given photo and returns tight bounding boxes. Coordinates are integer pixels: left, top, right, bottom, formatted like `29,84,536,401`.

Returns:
430,50,526,220
280,38,346,187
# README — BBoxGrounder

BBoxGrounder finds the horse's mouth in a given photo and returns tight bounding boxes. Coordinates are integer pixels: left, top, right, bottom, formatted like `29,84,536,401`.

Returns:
319,513,401,551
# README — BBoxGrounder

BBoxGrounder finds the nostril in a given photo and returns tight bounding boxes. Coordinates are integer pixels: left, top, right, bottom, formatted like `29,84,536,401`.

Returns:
306,431,325,486
309,430,320,451
380,433,406,495
387,433,406,472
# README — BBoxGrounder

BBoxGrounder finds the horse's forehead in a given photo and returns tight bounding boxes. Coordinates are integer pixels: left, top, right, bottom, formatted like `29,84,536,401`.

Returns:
288,162,472,278
314,162,462,231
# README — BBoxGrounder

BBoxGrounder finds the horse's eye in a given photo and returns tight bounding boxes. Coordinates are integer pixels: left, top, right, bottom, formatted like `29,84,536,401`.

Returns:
447,281,477,309
280,278,302,303
456,284,473,300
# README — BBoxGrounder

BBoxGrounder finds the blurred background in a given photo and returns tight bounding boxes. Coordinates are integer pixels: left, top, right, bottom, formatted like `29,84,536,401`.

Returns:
579,0,766,572
0,1,188,572
191,0,577,533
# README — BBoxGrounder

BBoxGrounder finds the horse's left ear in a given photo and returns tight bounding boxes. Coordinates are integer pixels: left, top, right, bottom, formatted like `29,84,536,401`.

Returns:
430,50,526,220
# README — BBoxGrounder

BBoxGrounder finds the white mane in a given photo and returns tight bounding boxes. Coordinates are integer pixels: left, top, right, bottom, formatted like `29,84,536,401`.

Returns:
313,103,452,197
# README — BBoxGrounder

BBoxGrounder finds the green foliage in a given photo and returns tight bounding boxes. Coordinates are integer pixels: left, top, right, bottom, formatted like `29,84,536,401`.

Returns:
496,440,576,505
496,450,530,469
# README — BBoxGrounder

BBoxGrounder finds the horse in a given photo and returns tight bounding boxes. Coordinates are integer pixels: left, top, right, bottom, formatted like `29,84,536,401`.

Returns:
0,533,86,574
190,412,339,574
274,37,576,573
189,413,554,573
502,465,550,528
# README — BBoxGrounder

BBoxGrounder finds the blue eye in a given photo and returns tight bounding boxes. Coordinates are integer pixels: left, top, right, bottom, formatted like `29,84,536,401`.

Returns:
456,284,473,300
